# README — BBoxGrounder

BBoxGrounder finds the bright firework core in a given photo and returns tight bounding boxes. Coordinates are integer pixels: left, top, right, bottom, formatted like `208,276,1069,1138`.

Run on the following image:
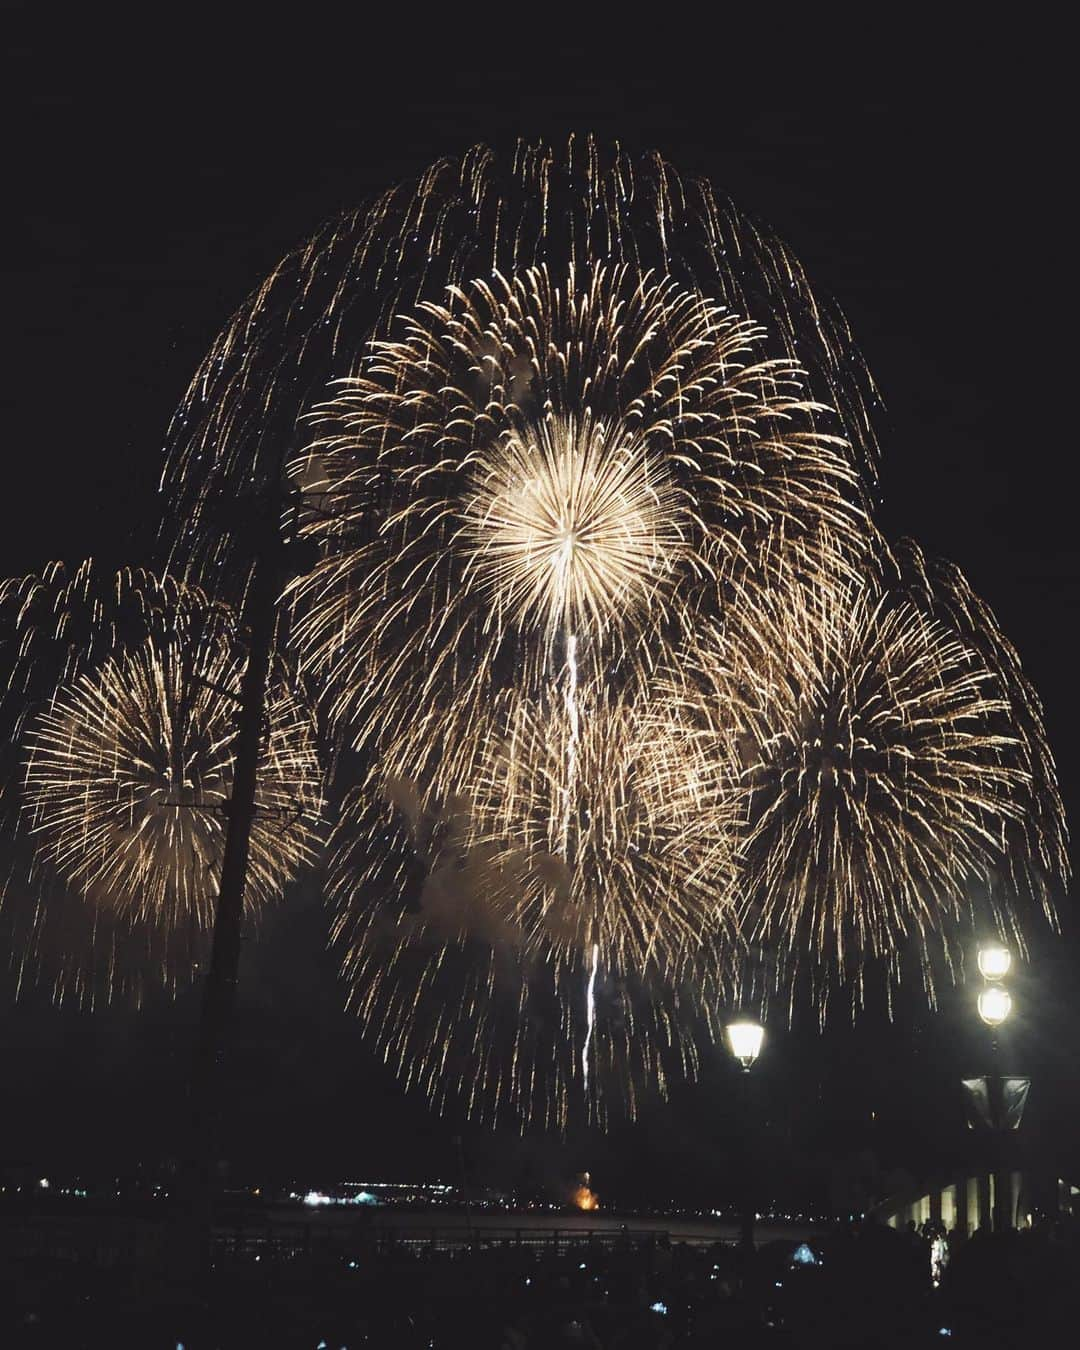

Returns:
463,414,684,640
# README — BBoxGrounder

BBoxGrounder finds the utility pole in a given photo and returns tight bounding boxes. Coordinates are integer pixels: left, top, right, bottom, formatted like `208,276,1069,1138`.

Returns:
178,497,313,1275
188,546,279,1201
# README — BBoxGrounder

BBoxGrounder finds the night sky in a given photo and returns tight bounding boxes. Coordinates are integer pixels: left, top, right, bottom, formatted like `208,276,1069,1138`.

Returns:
2,12,1076,1204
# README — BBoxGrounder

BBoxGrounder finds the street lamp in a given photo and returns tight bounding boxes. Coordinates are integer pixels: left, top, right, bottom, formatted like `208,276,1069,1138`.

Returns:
726,1018,764,1255
977,943,1012,983
971,942,1020,1233
977,985,1012,1029
726,1020,765,1072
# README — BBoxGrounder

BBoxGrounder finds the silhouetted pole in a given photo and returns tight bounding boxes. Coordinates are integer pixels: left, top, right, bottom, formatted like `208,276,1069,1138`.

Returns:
180,502,312,1271
189,548,279,1185
988,1038,1011,1234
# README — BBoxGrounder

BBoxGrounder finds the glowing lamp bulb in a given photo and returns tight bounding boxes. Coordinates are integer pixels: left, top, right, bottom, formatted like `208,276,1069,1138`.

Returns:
726,1019,764,1070
977,986,1012,1028
977,944,1012,981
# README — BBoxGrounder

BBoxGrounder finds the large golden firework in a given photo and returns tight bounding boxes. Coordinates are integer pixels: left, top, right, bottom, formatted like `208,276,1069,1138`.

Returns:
141,139,1066,1125
1,564,216,1002
461,410,682,643
287,262,867,769
161,138,879,581
292,258,867,1124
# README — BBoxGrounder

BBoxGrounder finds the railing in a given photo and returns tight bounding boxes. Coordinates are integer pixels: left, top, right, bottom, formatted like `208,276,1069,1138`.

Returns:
210,1221,671,1265
3,1212,749,1277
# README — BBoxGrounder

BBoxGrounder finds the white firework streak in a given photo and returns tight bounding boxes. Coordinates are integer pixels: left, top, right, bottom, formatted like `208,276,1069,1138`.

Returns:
561,630,599,1103
583,940,600,1099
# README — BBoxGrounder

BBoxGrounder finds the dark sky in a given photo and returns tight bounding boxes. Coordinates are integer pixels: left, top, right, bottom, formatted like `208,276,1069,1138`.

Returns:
2,10,1076,1200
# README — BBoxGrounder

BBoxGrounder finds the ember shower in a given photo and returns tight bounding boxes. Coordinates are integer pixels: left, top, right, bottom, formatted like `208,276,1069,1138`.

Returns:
5,139,1065,1128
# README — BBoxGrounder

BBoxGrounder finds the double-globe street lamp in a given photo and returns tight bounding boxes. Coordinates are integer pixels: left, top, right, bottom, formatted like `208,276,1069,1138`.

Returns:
976,942,1013,1033
972,942,1022,1231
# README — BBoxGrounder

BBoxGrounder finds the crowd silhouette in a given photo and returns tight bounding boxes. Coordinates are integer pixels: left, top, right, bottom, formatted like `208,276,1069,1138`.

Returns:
5,1210,1079,1345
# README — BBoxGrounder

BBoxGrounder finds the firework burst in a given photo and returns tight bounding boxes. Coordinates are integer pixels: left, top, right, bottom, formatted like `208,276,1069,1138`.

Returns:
161,138,879,582
690,555,1062,1010
0,561,324,1004
136,139,1064,1126
327,672,738,1128
292,258,866,1122
463,679,738,974
890,538,1068,926
22,628,323,931
287,262,867,766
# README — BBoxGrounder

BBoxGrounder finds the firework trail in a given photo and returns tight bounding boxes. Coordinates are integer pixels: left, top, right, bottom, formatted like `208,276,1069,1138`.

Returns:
559,632,590,1096
582,940,600,1099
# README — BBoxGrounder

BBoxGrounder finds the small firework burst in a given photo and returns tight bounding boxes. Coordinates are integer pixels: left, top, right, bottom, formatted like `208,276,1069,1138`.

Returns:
22,628,323,931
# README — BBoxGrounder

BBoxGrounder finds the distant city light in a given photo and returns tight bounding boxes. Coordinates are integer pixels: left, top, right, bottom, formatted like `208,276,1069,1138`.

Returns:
650,1302,668,1315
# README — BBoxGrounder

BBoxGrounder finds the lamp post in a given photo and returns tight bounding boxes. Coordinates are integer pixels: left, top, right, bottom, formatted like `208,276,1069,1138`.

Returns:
726,1019,764,1254
976,943,1014,1233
